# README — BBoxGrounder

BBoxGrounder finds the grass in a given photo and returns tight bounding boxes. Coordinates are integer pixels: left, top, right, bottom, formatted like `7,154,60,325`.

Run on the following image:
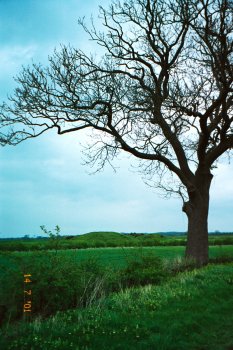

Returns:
0,263,232,349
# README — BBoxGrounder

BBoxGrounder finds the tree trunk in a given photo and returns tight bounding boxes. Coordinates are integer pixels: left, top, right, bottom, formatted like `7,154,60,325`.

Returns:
183,172,213,266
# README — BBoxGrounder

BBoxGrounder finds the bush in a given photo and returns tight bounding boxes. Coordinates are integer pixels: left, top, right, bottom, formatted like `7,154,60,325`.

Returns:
209,254,233,264
120,254,167,287
0,253,24,325
94,241,107,248
0,252,111,326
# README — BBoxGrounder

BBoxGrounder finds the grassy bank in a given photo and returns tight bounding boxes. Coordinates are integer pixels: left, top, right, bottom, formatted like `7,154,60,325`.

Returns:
1,263,232,349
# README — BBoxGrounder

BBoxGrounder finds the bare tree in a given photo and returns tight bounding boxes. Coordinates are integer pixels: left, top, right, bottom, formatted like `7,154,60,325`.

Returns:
0,0,232,265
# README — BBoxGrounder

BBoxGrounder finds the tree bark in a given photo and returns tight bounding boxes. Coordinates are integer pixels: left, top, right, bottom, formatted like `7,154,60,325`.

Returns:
183,171,213,266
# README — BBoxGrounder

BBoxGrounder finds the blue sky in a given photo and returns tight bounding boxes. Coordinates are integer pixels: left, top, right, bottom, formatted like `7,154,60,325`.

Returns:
0,0,232,238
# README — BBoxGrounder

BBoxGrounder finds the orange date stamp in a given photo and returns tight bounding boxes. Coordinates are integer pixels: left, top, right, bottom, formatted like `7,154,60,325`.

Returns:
23,274,32,314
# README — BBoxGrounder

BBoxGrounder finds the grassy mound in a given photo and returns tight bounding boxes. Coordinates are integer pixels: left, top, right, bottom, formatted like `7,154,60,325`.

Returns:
1,231,233,251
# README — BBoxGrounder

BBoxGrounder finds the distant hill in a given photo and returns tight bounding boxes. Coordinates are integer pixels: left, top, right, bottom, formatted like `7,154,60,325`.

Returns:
121,231,233,236
0,229,233,251
0,230,233,241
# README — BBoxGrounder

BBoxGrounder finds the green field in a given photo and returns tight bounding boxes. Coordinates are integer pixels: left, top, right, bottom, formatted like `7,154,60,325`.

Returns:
1,245,233,270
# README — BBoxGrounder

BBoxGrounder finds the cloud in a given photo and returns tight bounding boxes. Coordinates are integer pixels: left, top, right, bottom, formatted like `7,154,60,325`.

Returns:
0,0,104,100
0,45,37,72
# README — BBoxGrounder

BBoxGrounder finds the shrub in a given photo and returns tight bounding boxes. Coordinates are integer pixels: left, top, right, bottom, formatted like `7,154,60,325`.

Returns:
120,254,167,287
0,252,111,326
209,254,233,264
40,225,62,253
0,252,23,325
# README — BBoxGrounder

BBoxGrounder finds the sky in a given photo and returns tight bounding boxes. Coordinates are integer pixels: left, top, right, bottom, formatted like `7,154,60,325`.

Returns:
0,0,232,238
